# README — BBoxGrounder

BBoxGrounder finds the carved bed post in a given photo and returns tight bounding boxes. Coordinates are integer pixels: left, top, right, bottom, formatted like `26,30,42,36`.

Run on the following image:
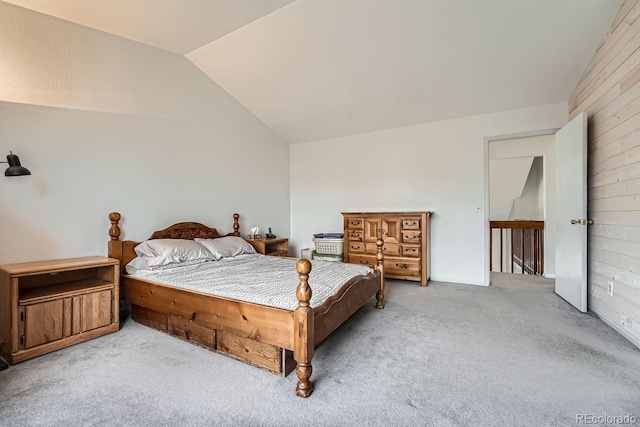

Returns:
294,259,314,398
108,212,123,264
232,213,240,237
375,231,385,309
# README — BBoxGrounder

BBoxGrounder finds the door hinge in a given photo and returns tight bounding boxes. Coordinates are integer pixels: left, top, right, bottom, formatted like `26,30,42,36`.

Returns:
19,335,25,345
20,312,25,322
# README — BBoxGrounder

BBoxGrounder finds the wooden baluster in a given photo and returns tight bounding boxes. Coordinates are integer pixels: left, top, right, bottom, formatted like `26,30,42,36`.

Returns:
489,223,493,272
108,212,122,262
500,228,504,272
375,231,385,309
540,228,544,275
108,212,121,240
294,259,314,398
510,230,515,273
232,213,240,236
520,229,524,271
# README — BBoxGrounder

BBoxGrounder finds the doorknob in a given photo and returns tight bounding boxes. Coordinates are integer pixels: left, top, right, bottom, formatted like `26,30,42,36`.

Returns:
571,219,595,225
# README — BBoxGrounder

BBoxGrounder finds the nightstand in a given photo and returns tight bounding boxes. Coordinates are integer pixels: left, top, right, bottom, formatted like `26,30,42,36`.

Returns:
0,256,120,364
248,238,289,257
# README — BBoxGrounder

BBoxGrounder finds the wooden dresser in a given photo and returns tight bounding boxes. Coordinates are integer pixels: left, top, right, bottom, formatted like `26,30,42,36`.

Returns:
342,211,432,286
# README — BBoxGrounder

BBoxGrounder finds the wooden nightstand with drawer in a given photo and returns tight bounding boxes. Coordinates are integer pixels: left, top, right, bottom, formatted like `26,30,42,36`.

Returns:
342,211,432,286
0,256,120,364
248,238,289,257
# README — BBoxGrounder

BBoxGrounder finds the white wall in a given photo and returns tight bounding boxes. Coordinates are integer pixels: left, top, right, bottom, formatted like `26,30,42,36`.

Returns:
0,3,290,263
291,103,567,286
489,157,534,220
514,156,544,220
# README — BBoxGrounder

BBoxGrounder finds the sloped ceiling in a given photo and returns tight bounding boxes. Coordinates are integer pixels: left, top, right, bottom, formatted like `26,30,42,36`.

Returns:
5,0,623,144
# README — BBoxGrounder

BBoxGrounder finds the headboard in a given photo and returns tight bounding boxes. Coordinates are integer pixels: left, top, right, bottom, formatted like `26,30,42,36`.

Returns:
108,212,241,273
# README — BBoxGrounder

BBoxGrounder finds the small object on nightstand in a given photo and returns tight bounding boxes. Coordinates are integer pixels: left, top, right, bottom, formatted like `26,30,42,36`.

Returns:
266,227,276,239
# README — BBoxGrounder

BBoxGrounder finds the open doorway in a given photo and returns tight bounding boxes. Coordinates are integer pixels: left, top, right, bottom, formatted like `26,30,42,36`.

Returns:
487,134,557,285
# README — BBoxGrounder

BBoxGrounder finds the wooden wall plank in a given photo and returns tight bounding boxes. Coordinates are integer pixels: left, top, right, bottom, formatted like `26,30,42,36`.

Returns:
589,193,640,212
591,84,640,138
590,272,640,319
572,1,640,343
591,133,640,174
611,0,639,35
590,160,640,187
590,260,640,291
590,178,640,201
590,247,640,276
590,224,640,243
593,145,640,176
591,235,640,257
570,79,620,121
571,0,639,103
571,47,640,119
570,4,640,111
592,210,640,227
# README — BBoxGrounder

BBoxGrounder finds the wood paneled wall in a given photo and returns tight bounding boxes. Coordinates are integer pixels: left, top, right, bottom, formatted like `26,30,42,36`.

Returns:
569,0,640,345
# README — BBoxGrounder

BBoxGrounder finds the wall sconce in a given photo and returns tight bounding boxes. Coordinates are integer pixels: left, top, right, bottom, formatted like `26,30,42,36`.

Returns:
2,152,31,176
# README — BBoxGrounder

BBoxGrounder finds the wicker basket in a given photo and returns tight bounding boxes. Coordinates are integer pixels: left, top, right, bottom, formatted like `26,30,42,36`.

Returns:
313,237,344,255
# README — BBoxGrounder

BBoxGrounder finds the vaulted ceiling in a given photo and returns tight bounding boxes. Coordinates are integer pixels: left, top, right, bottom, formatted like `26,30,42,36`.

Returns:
4,0,622,144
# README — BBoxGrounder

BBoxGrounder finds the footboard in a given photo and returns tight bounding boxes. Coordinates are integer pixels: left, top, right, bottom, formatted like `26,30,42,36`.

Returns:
293,237,385,398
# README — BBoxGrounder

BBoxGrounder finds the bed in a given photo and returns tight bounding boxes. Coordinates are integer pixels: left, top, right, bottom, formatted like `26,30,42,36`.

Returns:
107,212,385,397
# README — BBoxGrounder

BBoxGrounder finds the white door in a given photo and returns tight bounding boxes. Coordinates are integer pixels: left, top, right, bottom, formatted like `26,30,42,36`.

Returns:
555,112,588,312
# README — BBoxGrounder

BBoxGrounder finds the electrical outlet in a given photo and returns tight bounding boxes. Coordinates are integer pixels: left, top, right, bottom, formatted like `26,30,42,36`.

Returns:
607,281,613,296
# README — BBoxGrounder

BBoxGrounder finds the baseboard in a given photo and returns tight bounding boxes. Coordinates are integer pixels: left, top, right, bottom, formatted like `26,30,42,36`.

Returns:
544,273,556,279
429,276,488,287
590,307,640,350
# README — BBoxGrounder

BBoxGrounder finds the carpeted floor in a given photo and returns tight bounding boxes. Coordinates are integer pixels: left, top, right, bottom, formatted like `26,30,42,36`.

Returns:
0,275,638,426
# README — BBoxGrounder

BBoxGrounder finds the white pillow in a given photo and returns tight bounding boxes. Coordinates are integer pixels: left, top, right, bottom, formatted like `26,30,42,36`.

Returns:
134,239,214,263
195,236,256,259
125,256,209,275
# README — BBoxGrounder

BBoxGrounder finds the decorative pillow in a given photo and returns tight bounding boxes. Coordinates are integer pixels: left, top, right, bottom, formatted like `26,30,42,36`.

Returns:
195,236,256,259
125,256,209,275
134,239,214,263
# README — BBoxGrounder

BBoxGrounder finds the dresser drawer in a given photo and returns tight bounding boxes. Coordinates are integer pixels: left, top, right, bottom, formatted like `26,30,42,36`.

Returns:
348,241,365,253
401,245,420,258
346,218,364,229
385,258,420,277
366,242,400,256
402,230,421,243
402,218,421,229
347,230,364,241
348,254,376,268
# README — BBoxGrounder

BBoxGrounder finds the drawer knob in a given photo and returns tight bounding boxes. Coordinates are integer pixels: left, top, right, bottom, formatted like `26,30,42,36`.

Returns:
396,263,408,269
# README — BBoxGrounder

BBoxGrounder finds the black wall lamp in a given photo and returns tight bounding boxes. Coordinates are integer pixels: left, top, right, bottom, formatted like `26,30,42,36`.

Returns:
2,152,30,176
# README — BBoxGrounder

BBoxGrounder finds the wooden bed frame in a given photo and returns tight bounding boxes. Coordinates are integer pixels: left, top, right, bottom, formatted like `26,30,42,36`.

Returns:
107,212,385,397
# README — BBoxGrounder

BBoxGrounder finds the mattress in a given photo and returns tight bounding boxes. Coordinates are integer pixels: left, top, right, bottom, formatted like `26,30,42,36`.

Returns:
129,254,375,311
